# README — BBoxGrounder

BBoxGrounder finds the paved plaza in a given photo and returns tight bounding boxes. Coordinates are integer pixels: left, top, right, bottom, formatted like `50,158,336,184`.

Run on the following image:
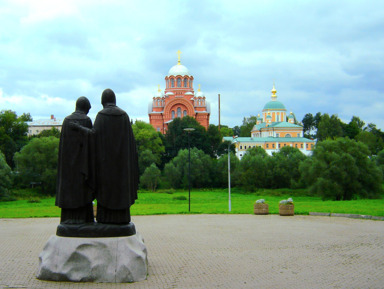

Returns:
0,215,383,289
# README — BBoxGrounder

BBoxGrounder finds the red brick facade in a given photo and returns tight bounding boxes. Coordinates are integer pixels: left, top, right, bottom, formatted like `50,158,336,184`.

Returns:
149,58,210,134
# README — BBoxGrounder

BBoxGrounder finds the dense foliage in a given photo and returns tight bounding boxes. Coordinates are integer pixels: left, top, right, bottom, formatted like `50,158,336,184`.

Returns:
0,151,13,200
1,109,384,202
14,137,59,195
0,110,29,168
300,138,383,200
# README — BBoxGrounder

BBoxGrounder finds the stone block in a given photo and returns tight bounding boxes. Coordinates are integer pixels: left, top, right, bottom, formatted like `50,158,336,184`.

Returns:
37,233,148,283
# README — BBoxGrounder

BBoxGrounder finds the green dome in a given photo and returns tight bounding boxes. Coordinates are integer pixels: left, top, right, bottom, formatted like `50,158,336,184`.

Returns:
263,100,286,110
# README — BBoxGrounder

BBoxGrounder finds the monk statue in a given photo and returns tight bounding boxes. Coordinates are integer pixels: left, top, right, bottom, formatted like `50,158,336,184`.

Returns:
93,88,139,224
56,96,95,224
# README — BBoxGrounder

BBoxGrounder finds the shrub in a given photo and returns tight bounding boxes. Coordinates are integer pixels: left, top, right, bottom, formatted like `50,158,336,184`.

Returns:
300,138,383,200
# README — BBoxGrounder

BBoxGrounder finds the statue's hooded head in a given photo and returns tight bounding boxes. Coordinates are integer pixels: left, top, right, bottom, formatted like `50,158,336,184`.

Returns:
101,88,116,107
76,96,91,114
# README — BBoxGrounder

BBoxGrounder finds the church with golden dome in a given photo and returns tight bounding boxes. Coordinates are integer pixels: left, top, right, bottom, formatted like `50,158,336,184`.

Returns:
224,85,314,158
148,51,210,133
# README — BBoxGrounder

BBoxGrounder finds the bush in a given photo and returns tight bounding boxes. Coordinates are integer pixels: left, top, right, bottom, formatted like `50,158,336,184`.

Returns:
173,196,187,200
14,136,59,195
140,163,161,192
0,150,13,201
27,197,41,203
300,138,383,200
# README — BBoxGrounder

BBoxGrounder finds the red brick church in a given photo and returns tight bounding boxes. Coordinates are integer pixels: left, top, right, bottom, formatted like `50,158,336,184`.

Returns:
148,51,210,134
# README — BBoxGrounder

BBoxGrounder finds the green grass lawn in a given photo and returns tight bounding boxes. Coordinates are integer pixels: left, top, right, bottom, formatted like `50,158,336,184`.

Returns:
0,189,383,218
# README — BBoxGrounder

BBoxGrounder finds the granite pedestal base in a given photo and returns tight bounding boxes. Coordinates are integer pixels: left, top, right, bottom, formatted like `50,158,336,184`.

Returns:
37,233,148,283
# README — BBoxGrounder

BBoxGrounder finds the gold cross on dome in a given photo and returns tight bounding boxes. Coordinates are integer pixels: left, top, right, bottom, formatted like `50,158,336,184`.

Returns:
177,50,181,65
158,84,161,92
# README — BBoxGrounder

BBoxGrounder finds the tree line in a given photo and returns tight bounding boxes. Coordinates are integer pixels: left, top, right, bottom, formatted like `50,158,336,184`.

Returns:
1,110,384,201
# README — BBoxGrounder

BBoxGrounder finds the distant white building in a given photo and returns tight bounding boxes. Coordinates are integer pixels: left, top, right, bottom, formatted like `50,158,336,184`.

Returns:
224,85,315,159
27,115,63,136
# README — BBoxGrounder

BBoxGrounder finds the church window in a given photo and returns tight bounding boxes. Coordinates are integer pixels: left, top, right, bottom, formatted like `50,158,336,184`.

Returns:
240,146,242,149
297,133,300,137
284,144,286,147
244,146,247,149
177,78,181,87
266,144,269,148
277,115,280,122
301,144,303,148
306,143,308,148
272,144,275,148
278,144,281,148
183,110,187,116
157,127,160,132
177,107,181,117
172,111,175,119
184,78,188,87
285,134,291,138
171,79,175,87
295,144,298,148
276,133,279,137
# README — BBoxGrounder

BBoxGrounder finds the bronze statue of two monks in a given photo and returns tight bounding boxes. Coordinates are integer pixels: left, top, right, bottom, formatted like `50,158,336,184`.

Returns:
55,89,139,237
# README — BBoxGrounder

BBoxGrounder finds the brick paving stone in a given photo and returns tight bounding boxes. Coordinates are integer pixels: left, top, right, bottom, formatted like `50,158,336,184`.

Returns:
0,215,383,289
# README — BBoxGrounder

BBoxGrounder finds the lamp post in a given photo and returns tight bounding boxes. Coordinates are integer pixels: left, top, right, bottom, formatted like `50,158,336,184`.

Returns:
228,136,238,212
184,127,195,212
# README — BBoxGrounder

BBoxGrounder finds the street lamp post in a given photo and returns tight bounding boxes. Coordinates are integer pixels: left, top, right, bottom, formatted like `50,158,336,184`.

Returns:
184,128,195,212
228,136,238,212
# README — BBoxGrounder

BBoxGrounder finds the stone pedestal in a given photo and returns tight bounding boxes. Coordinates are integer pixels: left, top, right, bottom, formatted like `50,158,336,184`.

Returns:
37,233,148,283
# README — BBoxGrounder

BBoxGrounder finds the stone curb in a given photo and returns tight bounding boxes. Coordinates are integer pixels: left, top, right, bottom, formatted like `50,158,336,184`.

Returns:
309,212,384,221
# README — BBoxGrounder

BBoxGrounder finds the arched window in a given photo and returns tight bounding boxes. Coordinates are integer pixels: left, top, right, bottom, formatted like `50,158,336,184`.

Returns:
177,107,181,117
183,110,187,116
177,78,181,87
285,134,291,138
172,110,175,119
184,78,188,87
171,79,175,87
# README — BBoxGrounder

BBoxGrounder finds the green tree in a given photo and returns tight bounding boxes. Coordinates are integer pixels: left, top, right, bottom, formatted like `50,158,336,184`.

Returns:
355,131,382,155
132,120,165,173
362,123,384,154
0,110,29,168
343,116,365,139
302,113,315,138
233,126,241,137
0,151,13,200
163,162,182,188
300,138,382,200
164,116,209,161
270,146,307,189
140,163,161,191
35,127,61,139
163,148,213,189
207,124,222,157
219,126,234,137
376,149,384,175
19,113,33,122
234,147,270,191
239,116,257,137
138,149,158,175
14,136,59,195
316,114,343,141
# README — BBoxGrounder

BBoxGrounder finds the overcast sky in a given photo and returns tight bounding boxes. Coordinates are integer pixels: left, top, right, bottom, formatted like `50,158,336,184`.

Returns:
1,0,383,130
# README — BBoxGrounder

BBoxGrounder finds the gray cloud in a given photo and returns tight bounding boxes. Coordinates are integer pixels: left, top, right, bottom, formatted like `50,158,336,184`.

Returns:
0,0,383,130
